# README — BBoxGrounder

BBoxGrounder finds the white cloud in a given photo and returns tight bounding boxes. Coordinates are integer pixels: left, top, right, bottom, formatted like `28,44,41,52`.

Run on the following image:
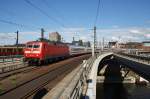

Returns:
80,36,87,42
0,26,149,45
60,27,86,34
111,36,119,41
97,27,150,42
59,27,91,42
144,34,150,38
56,27,150,42
0,31,40,45
129,29,141,34
19,31,40,43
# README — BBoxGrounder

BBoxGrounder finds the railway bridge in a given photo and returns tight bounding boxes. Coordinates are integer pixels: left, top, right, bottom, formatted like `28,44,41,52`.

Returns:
43,52,150,99
0,52,149,99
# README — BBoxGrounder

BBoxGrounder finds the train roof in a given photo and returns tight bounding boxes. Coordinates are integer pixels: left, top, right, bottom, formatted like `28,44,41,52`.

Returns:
0,44,25,48
0,46,24,48
26,40,68,46
69,45,91,48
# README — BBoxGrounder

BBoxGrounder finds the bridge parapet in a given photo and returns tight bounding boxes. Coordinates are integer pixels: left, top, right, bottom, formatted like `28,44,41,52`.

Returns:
86,52,113,99
43,52,113,99
43,52,149,99
114,53,150,81
115,52,150,65
43,55,96,99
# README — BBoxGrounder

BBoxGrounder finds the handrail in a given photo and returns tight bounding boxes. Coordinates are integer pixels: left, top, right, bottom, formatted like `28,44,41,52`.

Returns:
43,52,113,99
43,56,96,99
116,52,150,64
0,61,27,73
0,55,23,63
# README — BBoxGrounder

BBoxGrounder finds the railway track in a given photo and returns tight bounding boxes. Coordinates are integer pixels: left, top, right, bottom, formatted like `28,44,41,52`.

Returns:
0,62,26,73
0,53,89,81
0,66,38,81
0,54,91,99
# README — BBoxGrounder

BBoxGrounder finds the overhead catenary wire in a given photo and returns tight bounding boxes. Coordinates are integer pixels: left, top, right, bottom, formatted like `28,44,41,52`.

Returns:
24,0,66,28
0,7,16,16
0,19,43,45
0,19,40,30
42,0,66,20
0,6,41,31
0,19,24,27
94,0,101,26
42,0,72,26
92,0,101,56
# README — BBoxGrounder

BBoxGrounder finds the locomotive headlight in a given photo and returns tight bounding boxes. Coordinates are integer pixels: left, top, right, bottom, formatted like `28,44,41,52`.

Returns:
25,51,31,53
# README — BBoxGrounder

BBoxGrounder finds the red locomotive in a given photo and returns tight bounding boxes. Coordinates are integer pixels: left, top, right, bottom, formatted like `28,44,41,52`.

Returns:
24,41,69,65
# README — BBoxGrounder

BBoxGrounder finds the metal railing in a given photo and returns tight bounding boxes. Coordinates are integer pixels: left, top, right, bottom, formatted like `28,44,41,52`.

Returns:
116,52,150,64
63,57,96,99
0,62,27,73
58,57,96,99
0,55,23,63
43,56,96,99
0,55,27,73
43,52,115,99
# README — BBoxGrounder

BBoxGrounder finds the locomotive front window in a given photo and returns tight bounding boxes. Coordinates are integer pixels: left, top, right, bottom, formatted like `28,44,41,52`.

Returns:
33,45,40,48
27,45,32,48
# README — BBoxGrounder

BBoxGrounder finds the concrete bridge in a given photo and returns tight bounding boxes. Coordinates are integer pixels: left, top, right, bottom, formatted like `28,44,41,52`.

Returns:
43,52,150,99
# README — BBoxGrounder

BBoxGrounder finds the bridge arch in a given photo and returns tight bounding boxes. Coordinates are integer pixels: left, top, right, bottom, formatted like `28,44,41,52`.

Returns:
86,52,113,99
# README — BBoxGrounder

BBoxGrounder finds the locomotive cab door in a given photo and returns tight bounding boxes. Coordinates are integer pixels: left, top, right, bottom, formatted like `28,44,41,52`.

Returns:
42,44,47,60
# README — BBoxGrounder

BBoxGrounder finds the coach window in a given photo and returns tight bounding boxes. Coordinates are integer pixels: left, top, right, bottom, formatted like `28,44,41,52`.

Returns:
8,48,11,53
1,49,2,53
19,49,22,53
0,48,1,53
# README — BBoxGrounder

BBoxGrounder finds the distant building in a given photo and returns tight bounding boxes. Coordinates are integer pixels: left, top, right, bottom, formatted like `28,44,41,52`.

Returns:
49,32,61,42
72,41,79,46
113,41,150,55
118,43,126,48
108,41,117,48
72,39,91,47
83,41,91,47
72,40,82,46
142,41,150,51
143,41,150,47
124,42,142,49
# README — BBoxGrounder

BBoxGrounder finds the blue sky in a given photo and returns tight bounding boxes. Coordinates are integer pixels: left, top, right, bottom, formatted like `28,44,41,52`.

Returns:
0,0,150,45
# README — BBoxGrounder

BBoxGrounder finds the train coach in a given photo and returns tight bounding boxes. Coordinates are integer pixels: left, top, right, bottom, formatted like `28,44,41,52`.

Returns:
24,40,92,65
69,45,91,56
0,46,24,56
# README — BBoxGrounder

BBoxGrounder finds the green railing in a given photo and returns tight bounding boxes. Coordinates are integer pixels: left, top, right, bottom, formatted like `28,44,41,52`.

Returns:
0,55,23,63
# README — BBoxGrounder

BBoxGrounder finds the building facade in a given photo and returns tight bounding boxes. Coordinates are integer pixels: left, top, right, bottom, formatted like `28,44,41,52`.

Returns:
49,32,61,42
142,41,150,51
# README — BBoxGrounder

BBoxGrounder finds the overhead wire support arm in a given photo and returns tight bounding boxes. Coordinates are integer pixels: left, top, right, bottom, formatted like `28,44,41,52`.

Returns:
15,30,19,45
92,0,101,56
15,30,19,55
41,28,45,40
